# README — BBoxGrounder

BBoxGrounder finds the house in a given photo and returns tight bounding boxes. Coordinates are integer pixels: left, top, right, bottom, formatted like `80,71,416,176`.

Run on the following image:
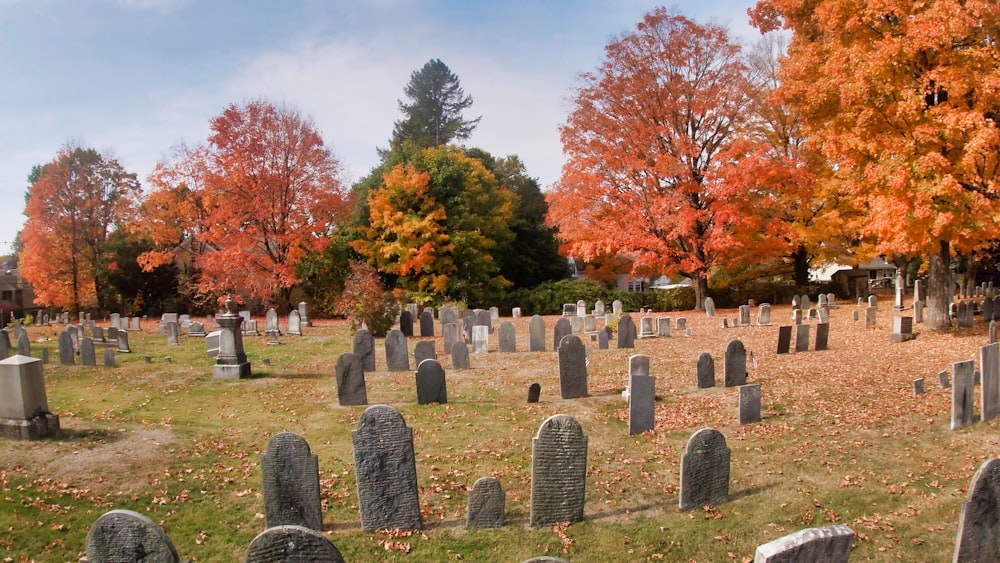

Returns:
812,257,898,298
0,264,38,319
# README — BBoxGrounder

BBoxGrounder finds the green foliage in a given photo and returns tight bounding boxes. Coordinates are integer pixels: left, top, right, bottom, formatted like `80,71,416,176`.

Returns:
335,261,396,337
100,230,181,316
21,313,32,326
389,59,480,150
502,278,696,316
296,233,354,318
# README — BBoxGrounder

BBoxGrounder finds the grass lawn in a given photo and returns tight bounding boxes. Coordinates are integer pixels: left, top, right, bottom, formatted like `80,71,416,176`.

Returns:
0,302,995,562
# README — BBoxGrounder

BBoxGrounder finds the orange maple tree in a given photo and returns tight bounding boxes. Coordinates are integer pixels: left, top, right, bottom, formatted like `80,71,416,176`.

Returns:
751,0,1000,329
548,9,791,308
139,100,348,311
20,144,140,313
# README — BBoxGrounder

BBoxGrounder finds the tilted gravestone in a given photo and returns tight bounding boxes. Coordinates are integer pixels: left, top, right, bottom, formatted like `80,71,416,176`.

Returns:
413,340,436,366
776,326,792,355
352,328,375,372
754,524,854,563
697,352,715,388
739,383,762,425
466,476,505,528
629,373,655,435
983,343,1000,422
679,428,731,511
815,323,830,351
415,358,447,404
952,360,976,430
557,334,588,399
498,321,516,353
552,317,571,352
399,310,414,337
85,509,180,563
953,458,1000,563
530,414,588,527
244,525,344,563
704,297,716,317
723,340,747,387
795,324,810,353
335,352,367,406
528,315,545,352
352,405,422,531
617,314,636,349
384,329,410,372
527,382,541,403
261,432,322,531
451,341,470,369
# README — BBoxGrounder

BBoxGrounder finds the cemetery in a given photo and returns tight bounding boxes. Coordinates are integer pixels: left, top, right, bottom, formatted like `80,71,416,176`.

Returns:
2,296,1000,560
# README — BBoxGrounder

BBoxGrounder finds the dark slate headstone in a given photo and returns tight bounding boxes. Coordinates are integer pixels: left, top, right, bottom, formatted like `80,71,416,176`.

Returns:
476,309,492,333
58,331,73,365
952,360,976,430
815,322,830,351
553,317,571,352
739,383,761,425
530,414,588,527
81,337,97,366
598,327,610,350
983,342,1000,422
617,314,636,349
261,432,322,531
913,378,925,395
527,382,541,403
451,341,470,369
419,309,434,337
413,340,436,366
117,330,131,353
85,509,180,563
352,405,422,531
723,340,747,387
103,348,115,368
442,322,460,355
16,330,29,357
557,334,588,399
528,315,545,352
940,370,951,389
776,326,792,355
794,324,810,353
629,373,655,435
415,358,447,405
679,428,730,511
754,524,854,563
439,306,457,328
498,321,516,353
466,476,505,528
384,329,409,372
352,328,375,372
335,352,367,406
697,352,715,388
244,525,344,563
954,458,1000,563
399,310,414,337
462,310,476,343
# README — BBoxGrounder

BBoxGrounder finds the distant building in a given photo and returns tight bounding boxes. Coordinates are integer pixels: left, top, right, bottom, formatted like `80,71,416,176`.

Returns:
811,256,898,298
0,264,38,319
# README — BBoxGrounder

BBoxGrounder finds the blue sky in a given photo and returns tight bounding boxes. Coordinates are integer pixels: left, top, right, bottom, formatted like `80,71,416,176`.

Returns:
1,0,761,253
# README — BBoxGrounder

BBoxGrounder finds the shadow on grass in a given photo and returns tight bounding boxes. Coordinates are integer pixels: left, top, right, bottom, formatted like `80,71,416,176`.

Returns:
730,481,779,501
49,427,124,443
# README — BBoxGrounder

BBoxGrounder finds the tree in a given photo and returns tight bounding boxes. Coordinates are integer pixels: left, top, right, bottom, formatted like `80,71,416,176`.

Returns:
548,9,787,309
751,0,1000,329
20,144,140,313
140,100,349,311
389,59,481,149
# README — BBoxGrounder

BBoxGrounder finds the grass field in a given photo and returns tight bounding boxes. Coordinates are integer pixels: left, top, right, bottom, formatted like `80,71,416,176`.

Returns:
0,302,996,562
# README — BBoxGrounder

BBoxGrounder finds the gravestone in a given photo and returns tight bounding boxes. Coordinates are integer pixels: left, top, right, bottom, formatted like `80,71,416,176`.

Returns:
415,358,447,405
466,476,505,528
891,316,915,342
985,298,995,324
569,312,582,334
406,303,418,320
261,432,322,531
982,342,1000,422
992,320,998,344
776,326,792,355
598,327,610,350
815,323,830,351
913,378,925,395
952,359,976,430
612,299,623,314
244,525,344,563
419,309,434,337
413,340,436,366
638,316,655,338
92,325,105,342
792,296,800,310
0,331,10,360
723,340,747,387
130,317,141,331
562,303,577,317
594,301,605,316
739,305,751,326
529,315,545,352
953,458,1000,563
629,353,650,377
213,297,252,379
16,330,29,357
739,383,762,425
489,307,499,326
940,370,951,389
471,325,489,354
298,301,311,327
476,309,492,333
498,321,516,353
827,293,837,308
754,524,854,563
675,317,687,331
914,279,925,303
757,303,771,326
266,308,280,335
817,307,830,323
679,428,731,510
385,329,410,371
583,315,596,333
704,297,716,317
205,330,220,358
657,316,671,337
451,341,470,369
576,300,586,317
558,334,588,399
792,308,803,325
187,321,206,338
103,349,115,368
440,306,457,328
617,314,636,349
399,310,414,337
852,309,860,322
165,321,180,346
817,294,828,309
527,382,541,403
287,310,302,336
795,324,810,353
353,328,375,372
696,352,715,388
530,414,588,527
352,405,422,531
553,318,571,351
442,323,460,355
85,509,180,563
801,295,811,310
335,352,367,406
0,355,59,439
81,337,96,366
629,373,656,435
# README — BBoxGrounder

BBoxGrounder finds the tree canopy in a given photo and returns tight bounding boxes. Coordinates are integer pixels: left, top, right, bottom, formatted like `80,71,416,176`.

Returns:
389,59,481,149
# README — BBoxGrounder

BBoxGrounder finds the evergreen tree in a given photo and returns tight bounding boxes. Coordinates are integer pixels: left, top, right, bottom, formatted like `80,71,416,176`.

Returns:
390,59,481,149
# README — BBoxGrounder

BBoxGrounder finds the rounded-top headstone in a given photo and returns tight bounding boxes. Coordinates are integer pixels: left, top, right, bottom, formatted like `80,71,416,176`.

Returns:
86,509,180,563
244,525,344,563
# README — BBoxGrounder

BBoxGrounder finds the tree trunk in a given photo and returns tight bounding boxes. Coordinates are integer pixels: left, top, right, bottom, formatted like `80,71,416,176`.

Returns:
693,274,709,311
925,239,952,330
792,245,810,286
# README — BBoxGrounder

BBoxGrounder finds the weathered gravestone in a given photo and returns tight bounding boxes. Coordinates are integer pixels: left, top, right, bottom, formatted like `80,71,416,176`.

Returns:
598,326,610,350
891,316,915,342
103,349,115,368
985,298,995,323
558,334,588,399
352,328,375,372
265,308,280,335
794,324,810,353
85,509,180,563
739,383,762,425
466,476,505,528
529,315,545,352
612,299,623,314
415,359,447,404
213,297,252,379
657,316,671,337
992,320,998,344
298,301,311,328
739,305,751,326
335,352,367,406
187,321,206,338
287,310,302,336
442,323,460,355
753,524,854,563
81,337,96,366
439,306,457,328
527,382,541,403
583,314,597,333
776,326,792,355
471,325,489,354
451,341,470,369
352,405,422,531
16,330,29,357
675,317,687,331
399,310,414,337
0,330,11,360
638,316,655,338
679,427,731,510
413,340,436,366
530,414,588,527
460,310,474,342
629,372,655,435
697,352,715,388
419,309,434,337
261,432,322,531
940,370,951,389
244,525,344,563
476,309,492,334
817,307,830,324
165,321,180,346
724,340,747,387
0,355,59,440
913,378,925,395
952,360,976,430
576,300,586,317
594,301,605,316
562,303,577,317
205,330,220,358
385,329,410,372
498,321,516,353
953,458,1000,563
982,342,1000,422
757,303,771,326
704,297,716,317
617,314,636,349
792,308,803,326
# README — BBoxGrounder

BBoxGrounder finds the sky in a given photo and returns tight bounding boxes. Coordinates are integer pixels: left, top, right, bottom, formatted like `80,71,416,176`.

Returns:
0,0,762,253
